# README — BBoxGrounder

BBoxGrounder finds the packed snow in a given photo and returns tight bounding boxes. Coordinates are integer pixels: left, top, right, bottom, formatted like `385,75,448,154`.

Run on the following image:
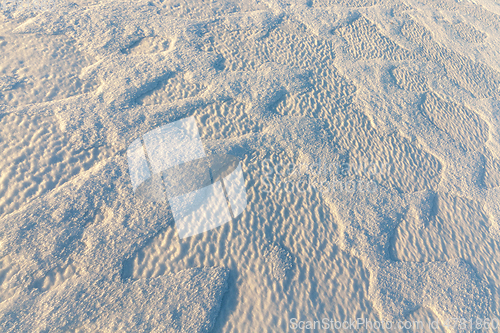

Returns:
1,0,500,332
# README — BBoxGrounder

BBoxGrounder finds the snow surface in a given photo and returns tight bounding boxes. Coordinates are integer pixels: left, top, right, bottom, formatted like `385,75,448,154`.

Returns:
1,0,500,332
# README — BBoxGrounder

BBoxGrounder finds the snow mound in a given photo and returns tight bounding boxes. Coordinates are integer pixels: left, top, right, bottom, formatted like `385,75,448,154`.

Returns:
370,259,490,330
1,267,228,332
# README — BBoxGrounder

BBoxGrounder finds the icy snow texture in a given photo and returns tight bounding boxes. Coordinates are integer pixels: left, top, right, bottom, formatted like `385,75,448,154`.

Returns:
0,75,20,92
1,268,229,332
13,1,208,59
10,2,307,149
0,156,229,332
1,0,500,331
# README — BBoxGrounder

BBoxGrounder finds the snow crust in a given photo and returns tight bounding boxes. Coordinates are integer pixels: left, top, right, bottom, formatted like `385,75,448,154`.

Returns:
1,0,500,331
